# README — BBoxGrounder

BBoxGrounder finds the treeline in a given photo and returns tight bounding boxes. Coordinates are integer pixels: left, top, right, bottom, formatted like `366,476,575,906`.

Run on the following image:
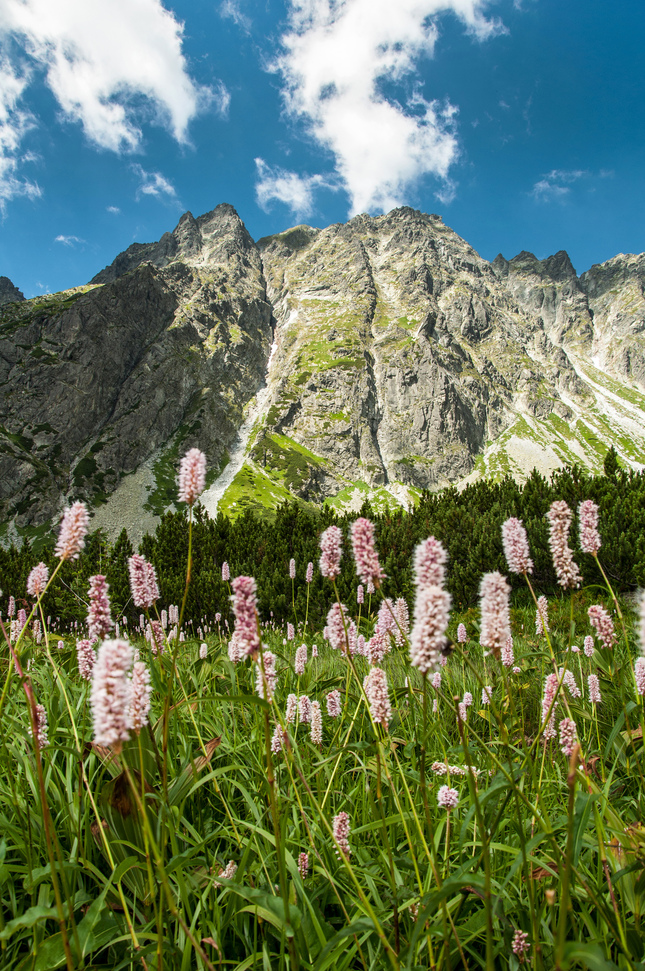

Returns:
2,448,644,629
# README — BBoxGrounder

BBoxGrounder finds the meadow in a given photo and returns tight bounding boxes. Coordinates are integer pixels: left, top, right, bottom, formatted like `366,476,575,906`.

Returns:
1,449,645,971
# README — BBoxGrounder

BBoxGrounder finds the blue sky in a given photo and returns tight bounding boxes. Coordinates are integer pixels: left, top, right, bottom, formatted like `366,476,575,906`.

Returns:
0,0,643,298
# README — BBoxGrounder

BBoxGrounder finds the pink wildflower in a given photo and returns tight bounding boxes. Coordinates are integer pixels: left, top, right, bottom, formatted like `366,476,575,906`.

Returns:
87,575,113,642
578,499,601,555
285,693,298,723
479,572,511,660
222,561,230,582
199,642,208,659
177,447,206,506
32,704,49,748
218,861,237,880
77,639,97,680
319,525,342,579
231,576,260,658
289,557,296,579
546,501,582,589
287,622,295,641
357,584,364,604
367,579,375,595
560,668,581,698
437,786,459,810
255,651,277,701
377,598,397,637
502,517,533,574
148,620,164,656
306,562,313,584
27,563,49,598
463,691,473,708
458,702,468,722
350,517,385,587
295,644,307,675
501,636,514,667
512,930,530,961
431,671,441,690
413,536,447,589
271,724,287,753
90,638,134,750
588,604,616,650
326,602,351,653
298,852,309,879
310,700,323,744
535,595,550,636
559,717,578,757
638,590,645,656
128,555,160,609
513,665,521,674
482,686,492,705
457,623,467,643
129,662,151,733
7,596,15,618
541,673,559,740
394,598,409,644
583,635,594,657
635,658,645,696
55,502,89,560
326,690,341,717
228,632,243,663
332,811,351,858
364,666,392,729
410,584,451,674
588,674,601,704
298,695,312,724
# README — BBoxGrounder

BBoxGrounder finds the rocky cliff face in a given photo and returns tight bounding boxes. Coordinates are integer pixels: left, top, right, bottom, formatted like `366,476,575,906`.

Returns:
2,204,644,541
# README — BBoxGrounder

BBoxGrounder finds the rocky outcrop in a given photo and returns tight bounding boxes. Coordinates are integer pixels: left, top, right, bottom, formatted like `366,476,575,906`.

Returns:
2,204,645,537
0,277,24,306
0,205,273,533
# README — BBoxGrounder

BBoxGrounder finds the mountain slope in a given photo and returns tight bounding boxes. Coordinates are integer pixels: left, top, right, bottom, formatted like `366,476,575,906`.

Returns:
2,204,644,541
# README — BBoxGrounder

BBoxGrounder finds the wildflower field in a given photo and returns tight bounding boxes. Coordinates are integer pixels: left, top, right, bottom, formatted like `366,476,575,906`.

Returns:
2,448,645,971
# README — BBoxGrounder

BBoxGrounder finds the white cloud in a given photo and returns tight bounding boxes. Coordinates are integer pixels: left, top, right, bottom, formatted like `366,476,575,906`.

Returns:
132,163,178,201
106,205,120,214
531,169,587,201
55,233,84,245
274,0,504,216
220,0,251,33
255,158,332,217
0,0,219,204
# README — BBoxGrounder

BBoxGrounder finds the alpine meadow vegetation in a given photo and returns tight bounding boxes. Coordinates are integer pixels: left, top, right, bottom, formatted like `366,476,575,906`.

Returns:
2,445,645,970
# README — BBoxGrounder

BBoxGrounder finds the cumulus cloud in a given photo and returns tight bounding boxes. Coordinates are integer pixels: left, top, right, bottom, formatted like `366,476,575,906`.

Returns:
531,169,587,201
132,163,178,201
54,233,84,246
106,205,121,214
255,158,332,217
273,0,503,216
0,0,218,204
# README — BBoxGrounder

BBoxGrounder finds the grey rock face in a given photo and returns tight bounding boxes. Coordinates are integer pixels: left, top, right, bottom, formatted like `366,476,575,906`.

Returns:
0,277,25,306
2,204,645,536
0,206,273,531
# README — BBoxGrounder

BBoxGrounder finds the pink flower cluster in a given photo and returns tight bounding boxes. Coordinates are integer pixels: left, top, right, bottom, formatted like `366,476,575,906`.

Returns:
326,690,341,717
128,555,160,609
541,672,559,740
77,639,97,681
409,584,451,674
364,666,391,729
588,604,616,650
535,596,550,637
332,811,351,857
177,448,206,506
350,517,385,587
578,499,601,555
437,785,459,810
559,717,578,757
479,572,511,660
27,562,49,597
546,501,581,589
87,575,113,642
55,502,89,561
502,517,533,574
90,638,134,749
231,576,260,657
413,537,447,589
319,526,343,579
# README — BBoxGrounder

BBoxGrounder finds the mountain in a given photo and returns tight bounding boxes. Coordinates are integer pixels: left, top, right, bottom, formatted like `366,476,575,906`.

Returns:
2,204,644,543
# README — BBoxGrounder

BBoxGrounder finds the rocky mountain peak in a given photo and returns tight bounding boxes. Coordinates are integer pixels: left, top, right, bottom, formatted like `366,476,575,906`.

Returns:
2,203,645,541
